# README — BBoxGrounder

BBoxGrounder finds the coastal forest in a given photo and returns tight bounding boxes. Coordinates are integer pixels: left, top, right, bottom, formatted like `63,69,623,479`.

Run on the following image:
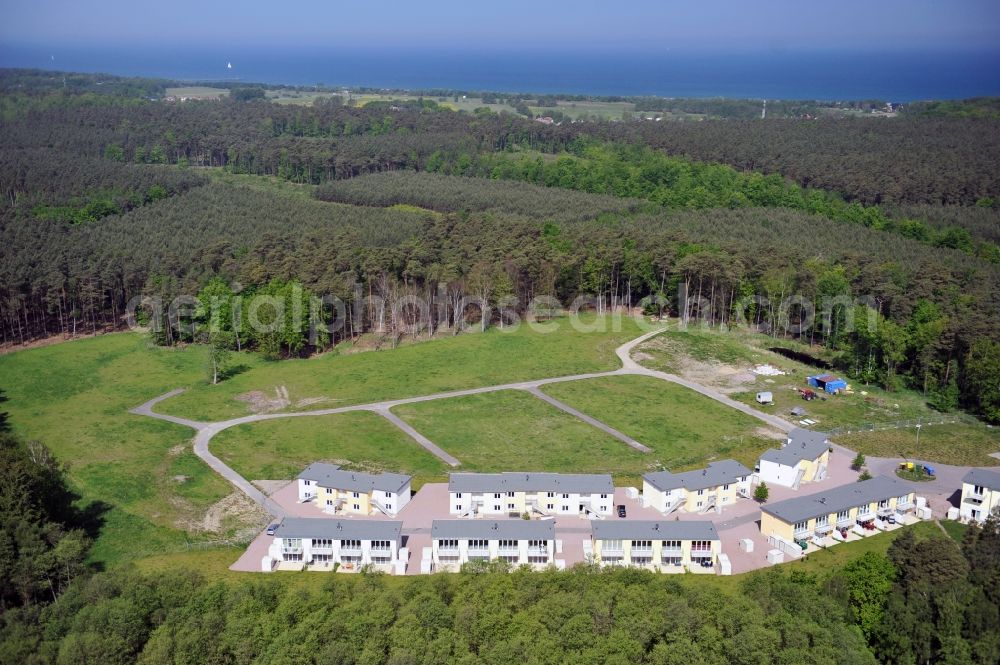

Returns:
2,68,1000,427
3,68,1000,664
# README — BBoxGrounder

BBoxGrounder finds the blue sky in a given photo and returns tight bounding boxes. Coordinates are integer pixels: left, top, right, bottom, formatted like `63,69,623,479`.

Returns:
3,0,999,52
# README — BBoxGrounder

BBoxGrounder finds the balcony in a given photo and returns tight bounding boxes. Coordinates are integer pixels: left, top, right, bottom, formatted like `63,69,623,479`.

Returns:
497,546,520,556
437,545,459,555
527,546,548,557
631,546,653,556
836,517,853,528
896,500,913,511
601,546,624,557
281,546,302,555
661,548,682,558
340,546,361,556
468,546,489,556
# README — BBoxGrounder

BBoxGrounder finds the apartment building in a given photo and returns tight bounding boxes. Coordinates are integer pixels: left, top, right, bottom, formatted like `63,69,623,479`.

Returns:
959,468,1000,523
448,472,614,517
642,459,752,514
297,462,411,516
430,519,557,571
589,520,721,573
265,518,404,572
757,428,831,489
760,475,917,544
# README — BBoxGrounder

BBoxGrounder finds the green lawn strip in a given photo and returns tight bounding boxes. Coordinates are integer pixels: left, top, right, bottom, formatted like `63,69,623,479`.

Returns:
540,374,780,471
392,389,653,476
837,424,1000,467
160,314,646,421
0,333,238,565
211,411,449,485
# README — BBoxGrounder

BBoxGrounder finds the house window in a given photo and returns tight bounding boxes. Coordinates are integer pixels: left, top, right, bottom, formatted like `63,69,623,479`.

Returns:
494,505,501,511
469,539,488,549
662,540,681,550
507,492,515,497
697,489,704,496
384,491,392,498
603,539,623,551
507,503,515,510
816,515,828,527
837,510,850,522
973,485,984,495
528,539,548,549
696,501,703,508
352,504,360,511
494,493,502,499
326,499,333,506
499,539,517,549
546,504,554,510
600,493,609,499
562,493,569,499
312,538,333,547
342,539,361,549
561,505,569,512
372,540,391,550
547,492,555,498
794,521,809,533
691,540,712,553
878,499,890,509
897,495,909,504
527,556,548,564
303,480,312,486
723,484,730,490
633,540,652,549
439,539,458,549
455,492,463,498
455,504,463,512
352,492,360,498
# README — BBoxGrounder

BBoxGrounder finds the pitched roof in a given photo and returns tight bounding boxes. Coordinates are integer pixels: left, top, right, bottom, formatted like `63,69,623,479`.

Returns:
963,468,1000,492
448,472,614,494
761,475,913,524
274,517,402,541
431,519,555,541
591,520,719,541
759,429,830,467
643,459,752,492
298,462,410,494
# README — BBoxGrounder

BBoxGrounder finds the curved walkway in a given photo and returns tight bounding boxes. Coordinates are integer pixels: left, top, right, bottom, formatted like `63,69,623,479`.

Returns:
130,327,800,517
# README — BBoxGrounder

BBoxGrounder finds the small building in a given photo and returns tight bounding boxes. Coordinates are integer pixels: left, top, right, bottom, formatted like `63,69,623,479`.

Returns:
297,462,411,516
448,472,614,517
807,374,847,394
266,518,403,573
760,476,918,546
642,460,752,515
757,429,831,489
756,391,774,405
590,520,721,573
959,468,1000,523
430,519,556,571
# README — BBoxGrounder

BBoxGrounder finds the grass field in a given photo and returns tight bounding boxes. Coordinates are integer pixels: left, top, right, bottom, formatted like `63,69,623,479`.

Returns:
838,424,1000,467
165,86,229,99
392,390,652,477
159,314,647,421
0,333,243,564
541,374,781,471
212,411,449,484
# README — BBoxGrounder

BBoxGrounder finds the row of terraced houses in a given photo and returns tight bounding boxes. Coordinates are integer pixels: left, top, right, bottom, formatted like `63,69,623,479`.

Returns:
257,429,999,575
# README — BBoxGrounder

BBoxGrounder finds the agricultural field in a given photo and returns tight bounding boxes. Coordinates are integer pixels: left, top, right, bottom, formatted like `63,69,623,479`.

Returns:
540,374,782,471
212,411,449,485
165,86,229,99
391,390,651,476
158,314,648,421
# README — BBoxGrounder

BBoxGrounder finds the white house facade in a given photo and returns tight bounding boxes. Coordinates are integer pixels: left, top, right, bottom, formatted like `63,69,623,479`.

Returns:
430,519,558,571
265,518,404,573
448,472,614,517
959,468,1000,523
756,429,831,489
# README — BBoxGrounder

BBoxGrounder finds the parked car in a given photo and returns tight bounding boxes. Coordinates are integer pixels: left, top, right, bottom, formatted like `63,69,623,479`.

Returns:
887,514,896,525
266,524,278,536
617,505,627,518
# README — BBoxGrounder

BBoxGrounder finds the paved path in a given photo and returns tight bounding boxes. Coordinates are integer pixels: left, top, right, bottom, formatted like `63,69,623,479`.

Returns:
522,386,652,452
129,327,803,517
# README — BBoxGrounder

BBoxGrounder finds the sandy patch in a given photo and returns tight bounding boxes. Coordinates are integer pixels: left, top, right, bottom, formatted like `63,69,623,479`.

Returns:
755,426,786,441
235,386,290,413
252,479,291,495
632,351,654,362
168,444,186,456
198,491,269,533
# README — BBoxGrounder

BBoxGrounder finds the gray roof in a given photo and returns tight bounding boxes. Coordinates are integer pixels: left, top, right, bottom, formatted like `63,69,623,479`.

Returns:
448,472,614,494
759,429,830,467
298,462,410,494
761,475,913,524
431,519,555,541
963,468,1000,491
644,459,752,492
274,517,402,541
591,520,719,541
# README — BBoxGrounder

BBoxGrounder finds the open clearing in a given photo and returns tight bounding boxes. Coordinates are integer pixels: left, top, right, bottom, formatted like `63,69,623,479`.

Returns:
540,374,783,471
392,390,652,477
212,411,449,485
159,314,646,421
837,424,1000,467
165,86,229,99
637,326,966,432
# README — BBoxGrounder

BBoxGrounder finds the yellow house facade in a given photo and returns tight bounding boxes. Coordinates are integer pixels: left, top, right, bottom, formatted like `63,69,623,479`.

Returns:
757,429,832,489
760,475,918,543
643,460,752,515
590,521,721,574
959,469,1000,522
297,462,411,516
